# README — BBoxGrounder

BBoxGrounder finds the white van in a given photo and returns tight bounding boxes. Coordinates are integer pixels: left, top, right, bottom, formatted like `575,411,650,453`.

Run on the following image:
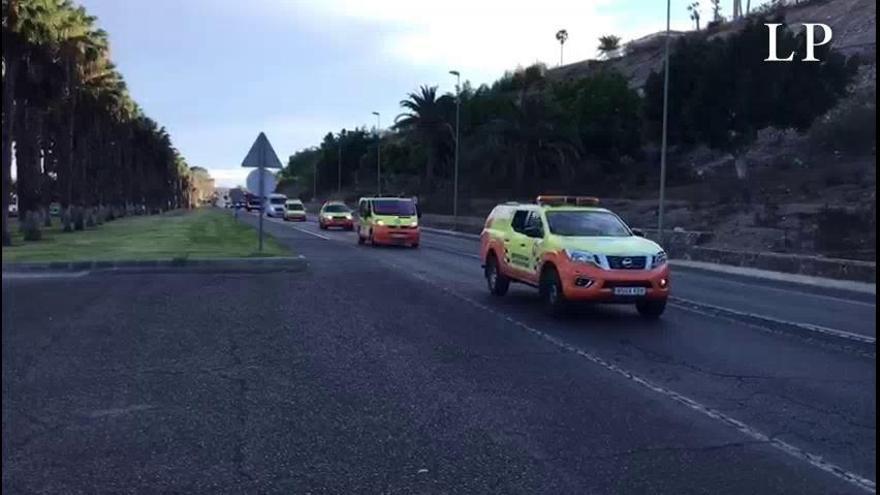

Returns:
265,193,287,217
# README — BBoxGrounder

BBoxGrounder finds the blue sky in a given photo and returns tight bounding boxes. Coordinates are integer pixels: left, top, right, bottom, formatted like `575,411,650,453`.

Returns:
78,0,768,187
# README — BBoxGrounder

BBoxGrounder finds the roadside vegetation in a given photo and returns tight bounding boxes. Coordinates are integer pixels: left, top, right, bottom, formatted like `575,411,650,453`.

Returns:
281,13,862,210
279,5,871,259
2,209,287,262
2,0,192,247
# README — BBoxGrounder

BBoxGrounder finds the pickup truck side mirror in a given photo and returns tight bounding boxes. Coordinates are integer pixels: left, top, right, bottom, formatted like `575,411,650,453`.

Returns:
632,228,645,237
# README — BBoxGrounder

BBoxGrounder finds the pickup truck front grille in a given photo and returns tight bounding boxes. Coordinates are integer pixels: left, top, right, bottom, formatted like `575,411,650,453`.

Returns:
606,256,648,270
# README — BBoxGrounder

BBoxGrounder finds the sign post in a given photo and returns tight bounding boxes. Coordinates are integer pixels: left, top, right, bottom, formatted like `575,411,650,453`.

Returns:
241,132,283,252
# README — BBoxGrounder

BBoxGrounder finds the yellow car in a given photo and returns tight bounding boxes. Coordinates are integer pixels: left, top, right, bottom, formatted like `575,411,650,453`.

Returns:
356,197,420,248
479,196,670,318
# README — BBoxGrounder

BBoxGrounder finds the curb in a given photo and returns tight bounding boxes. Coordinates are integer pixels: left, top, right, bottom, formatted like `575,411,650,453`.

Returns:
2,256,308,274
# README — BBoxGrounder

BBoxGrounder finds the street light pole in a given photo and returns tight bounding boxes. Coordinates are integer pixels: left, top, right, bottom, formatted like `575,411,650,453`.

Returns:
338,143,342,195
372,111,381,196
658,0,671,241
449,70,461,224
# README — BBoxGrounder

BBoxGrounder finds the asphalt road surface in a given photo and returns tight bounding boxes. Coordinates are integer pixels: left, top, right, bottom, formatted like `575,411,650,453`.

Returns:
2,210,875,494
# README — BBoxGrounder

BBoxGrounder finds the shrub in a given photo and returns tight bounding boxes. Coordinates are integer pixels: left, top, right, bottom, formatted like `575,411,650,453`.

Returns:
85,208,97,227
815,206,876,257
807,88,876,154
21,211,42,241
73,207,85,231
644,15,857,153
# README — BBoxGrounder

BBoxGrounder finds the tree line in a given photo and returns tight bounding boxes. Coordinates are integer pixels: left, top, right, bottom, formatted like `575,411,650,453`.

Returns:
2,0,192,245
282,15,858,209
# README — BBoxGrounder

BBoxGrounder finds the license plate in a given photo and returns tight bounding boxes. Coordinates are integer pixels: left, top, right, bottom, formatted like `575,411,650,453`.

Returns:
392,233,407,239
613,287,647,296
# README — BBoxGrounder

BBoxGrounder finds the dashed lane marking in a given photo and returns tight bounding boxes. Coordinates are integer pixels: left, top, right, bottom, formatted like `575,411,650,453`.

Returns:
391,264,877,494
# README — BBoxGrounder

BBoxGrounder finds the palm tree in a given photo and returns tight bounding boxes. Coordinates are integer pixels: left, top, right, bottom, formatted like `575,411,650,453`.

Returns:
597,35,622,59
55,5,108,229
3,0,189,241
2,0,66,244
711,0,723,22
485,95,580,194
555,29,568,66
687,2,701,30
395,85,455,188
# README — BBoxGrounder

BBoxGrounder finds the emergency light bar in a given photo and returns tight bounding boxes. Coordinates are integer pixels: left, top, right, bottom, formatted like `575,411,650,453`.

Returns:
536,196,600,207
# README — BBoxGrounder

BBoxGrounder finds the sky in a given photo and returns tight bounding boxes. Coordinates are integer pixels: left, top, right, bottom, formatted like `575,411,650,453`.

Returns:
77,0,769,188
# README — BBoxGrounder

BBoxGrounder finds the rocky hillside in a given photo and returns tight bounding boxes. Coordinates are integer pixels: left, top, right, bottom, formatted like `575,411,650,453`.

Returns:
550,0,875,89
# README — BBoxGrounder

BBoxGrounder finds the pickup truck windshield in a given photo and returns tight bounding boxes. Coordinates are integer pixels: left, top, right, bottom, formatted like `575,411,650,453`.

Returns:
546,211,631,237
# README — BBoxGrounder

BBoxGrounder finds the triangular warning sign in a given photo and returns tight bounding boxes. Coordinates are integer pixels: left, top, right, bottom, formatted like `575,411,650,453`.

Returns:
241,132,283,169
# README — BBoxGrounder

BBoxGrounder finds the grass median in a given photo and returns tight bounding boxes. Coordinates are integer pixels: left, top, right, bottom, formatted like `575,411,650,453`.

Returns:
2,208,288,263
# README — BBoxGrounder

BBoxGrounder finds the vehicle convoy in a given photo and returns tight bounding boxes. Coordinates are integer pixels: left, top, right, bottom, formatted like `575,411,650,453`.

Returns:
265,193,287,218
480,196,670,318
356,197,420,248
284,198,307,221
318,201,354,230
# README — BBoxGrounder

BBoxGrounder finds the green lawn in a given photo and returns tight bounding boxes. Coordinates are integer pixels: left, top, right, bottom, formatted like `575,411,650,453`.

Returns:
2,208,288,262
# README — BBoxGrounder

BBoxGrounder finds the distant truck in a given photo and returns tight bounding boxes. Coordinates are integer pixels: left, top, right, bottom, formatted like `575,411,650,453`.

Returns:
229,187,245,206
245,192,261,212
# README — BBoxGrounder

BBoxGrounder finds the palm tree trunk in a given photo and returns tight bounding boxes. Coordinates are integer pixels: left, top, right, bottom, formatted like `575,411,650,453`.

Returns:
1,55,20,245
15,104,43,217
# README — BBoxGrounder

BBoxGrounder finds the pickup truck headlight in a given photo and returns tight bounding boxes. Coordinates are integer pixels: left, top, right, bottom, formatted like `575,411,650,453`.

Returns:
565,249,602,268
652,251,667,268
376,219,385,226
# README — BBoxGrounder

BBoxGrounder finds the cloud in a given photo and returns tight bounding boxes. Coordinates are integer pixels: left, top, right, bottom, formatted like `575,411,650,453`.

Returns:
249,0,634,81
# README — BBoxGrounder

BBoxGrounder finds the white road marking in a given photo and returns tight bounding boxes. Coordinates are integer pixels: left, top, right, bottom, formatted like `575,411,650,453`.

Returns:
85,404,154,418
676,270,876,308
289,225,331,240
2,271,90,280
390,263,876,494
672,297,876,345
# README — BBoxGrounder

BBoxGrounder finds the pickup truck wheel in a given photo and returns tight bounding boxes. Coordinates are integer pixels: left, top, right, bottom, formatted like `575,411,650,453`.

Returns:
540,267,567,317
485,254,510,296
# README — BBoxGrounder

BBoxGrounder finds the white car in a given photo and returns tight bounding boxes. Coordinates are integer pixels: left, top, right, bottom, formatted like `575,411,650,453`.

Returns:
265,193,287,217
284,199,307,221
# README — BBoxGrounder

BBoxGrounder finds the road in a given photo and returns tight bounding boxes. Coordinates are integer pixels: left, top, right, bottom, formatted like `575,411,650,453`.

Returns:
2,210,875,494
